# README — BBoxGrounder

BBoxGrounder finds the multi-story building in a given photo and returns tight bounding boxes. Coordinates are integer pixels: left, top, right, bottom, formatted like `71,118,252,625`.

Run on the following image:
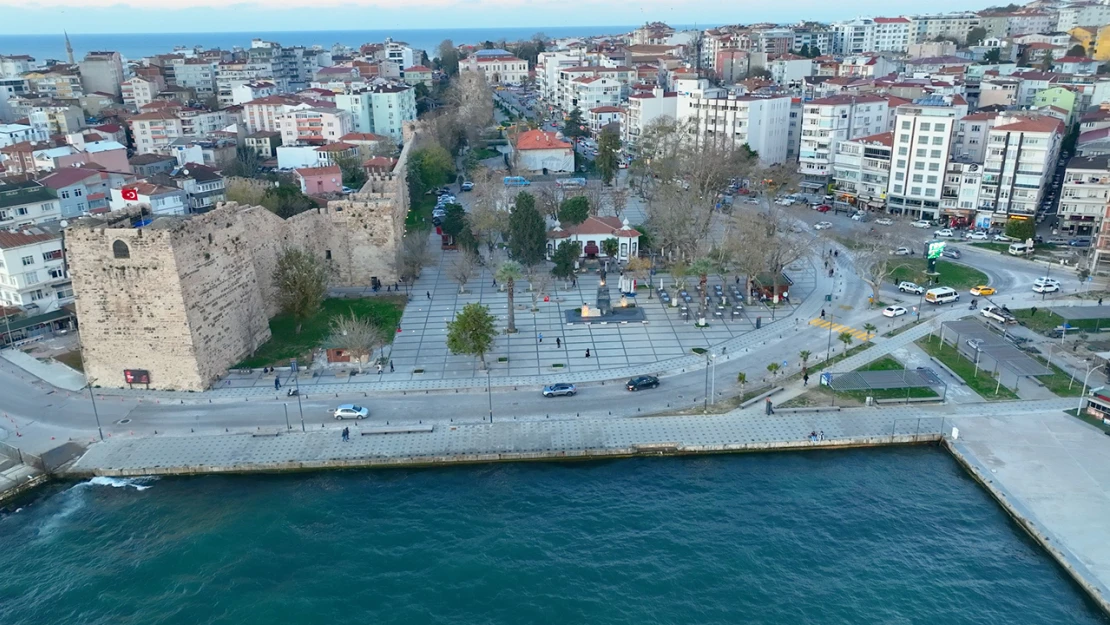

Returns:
244,130,283,158
246,40,313,92
677,87,792,164
0,123,36,148
216,61,274,108
623,86,678,147
129,111,184,154
0,224,72,312
155,163,226,213
460,49,529,84
798,95,890,192
791,27,832,56
242,95,315,134
831,131,893,213
37,167,111,218
873,17,912,52
555,66,635,112
832,18,876,55
1005,12,1053,37
367,84,416,143
768,54,813,87
568,76,622,111
122,76,165,110
170,58,218,100
0,77,29,122
536,50,587,102
277,107,353,146
885,98,962,219
380,39,415,72
1059,155,1110,240
0,55,34,78
109,182,188,216
24,68,84,99
0,181,61,227
78,51,124,100
941,159,985,226
27,102,83,136
751,28,795,56
1057,4,1110,33
908,13,984,44
980,114,1064,222
953,111,1001,163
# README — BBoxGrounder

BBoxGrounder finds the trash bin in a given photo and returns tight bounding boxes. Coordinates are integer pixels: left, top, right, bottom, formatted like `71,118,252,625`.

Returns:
825,294,832,302
756,316,762,329
866,396,874,406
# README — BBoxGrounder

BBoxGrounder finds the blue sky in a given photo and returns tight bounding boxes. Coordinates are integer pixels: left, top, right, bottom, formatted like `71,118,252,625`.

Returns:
1,2,993,35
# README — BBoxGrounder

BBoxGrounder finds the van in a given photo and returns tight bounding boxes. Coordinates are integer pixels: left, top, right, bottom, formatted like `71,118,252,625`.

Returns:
503,176,531,187
924,287,960,305
555,177,587,188
1008,242,1032,256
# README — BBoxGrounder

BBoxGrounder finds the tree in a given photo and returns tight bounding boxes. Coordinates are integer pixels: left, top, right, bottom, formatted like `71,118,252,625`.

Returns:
558,196,590,225
626,256,652,298
1004,218,1035,242
524,263,552,311
984,48,1003,64
863,323,877,343
562,107,588,138
1041,49,1056,71
399,234,434,288
847,230,914,306
689,257,715,292
441,204,468,238
966,26,987,46
799,44,811,58
261,184,316,219
767,362,781,379
508,192,547,265
838,331,854,354
448,250,478,293
1068,44,1087,58
809,46,821,58
329,310,385,372
601,238,619,259
436,39,460,76
446,303,497,369
551,240,581,285
798,350,812,373
595,126,621,185
334,153,367,190
222,145,262,178
272,247,329,334
407,145,455,198
747,66,772,80
670,260,688,289
496,260,523,333
736,372,747,399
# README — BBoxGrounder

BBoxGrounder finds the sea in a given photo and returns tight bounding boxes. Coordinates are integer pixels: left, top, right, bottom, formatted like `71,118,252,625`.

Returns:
1,447,1106,625
0,26,651,63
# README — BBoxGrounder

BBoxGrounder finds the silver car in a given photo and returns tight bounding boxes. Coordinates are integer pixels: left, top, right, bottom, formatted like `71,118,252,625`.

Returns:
542,383,577,397
333,404,369,420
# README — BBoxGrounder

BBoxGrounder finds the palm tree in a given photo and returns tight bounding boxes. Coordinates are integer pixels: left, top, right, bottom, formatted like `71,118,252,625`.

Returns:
798,350,812,372
736,372,747,399
862,323,876,343
767,362,781,379
689,257,714,292
838,331,854,354
496,260,523,333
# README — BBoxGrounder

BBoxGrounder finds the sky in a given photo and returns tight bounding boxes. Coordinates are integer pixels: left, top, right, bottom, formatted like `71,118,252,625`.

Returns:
0,1,993,35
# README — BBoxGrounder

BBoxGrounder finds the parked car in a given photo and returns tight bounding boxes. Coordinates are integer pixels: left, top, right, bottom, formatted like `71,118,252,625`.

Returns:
965,231,988,240
333,404,369,420
965,338,984,351
1033,277,1061,291
981,305,1017,324
1069,238,1091,248
542,383,577,397
898,281,925,295
627,375,660,391
911,220,931,228
851,211,868,221
814,221,833,230
892,247,913,256
970,285,996,296
460,181,474,191
813,204,831,212
883,305,908,318
875,218,894,226
934,228,955,237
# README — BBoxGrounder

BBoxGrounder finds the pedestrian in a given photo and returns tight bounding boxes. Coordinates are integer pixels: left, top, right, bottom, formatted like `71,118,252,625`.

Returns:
735,277,740,286
824,260,829,269
538,333,543,343
274,376,280,390
556,337,561,348
492,278,497,288
1100,298,1104,306
834,250,839,258
377,363,383,375
829,268,834,277
820,308,826,319
803,373,809,386
585,348,591,358
389,360,394,373
426,291,431,300
820,430,825,441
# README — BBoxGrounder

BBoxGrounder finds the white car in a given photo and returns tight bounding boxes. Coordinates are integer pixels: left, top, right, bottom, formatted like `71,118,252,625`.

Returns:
898,281,925,294
892,247,913,256
333,404,369,420
814,221,832,230
911,220,931,228
965,231,988,240
883,305,908,318
1033,277,1061,290
934,228,955,237
851,212,866,221
993,234,1014,242
1032,282,1060,294
875,218,893,226
775,197,794,206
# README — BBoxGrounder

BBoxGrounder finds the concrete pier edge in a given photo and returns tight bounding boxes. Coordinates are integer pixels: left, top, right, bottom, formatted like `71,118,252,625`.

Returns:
944,438,1110,618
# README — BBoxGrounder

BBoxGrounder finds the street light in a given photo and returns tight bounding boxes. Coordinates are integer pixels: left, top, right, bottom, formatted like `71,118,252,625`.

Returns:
486,369,493,423
1077,362,1106,417
78,350,104,441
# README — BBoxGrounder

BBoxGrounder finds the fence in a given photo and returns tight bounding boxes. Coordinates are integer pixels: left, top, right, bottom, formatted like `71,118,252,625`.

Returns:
0,440,45,472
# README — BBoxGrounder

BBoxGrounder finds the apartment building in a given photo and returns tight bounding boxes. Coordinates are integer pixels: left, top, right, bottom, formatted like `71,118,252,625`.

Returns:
27,102,83,136
768,55,813,87
678,88,792,164
798,95,890,192
366,84,416,142
247,40,313,92
129,111,183,154
885,98,961,219
568,76,622,111
156,163,226,213
953,111,1001,163
0,224,71,311
78,51,124,99
1060,155,1110,241
277,108,353,146
24,68,84,99
0,181,61,227
37,167,111,218
536,50,587,102
0,123,35,148
556,66,635,111
831,131,893,212
623,86,678,147
0,55,33,78
242,95,315,134
980,114,1064,222
170,58,218,99
908,13,983,44
832,18,877,55
122,76,165,110
216,61,274,108
791,27,832,55
109,182,188,216
940,159,985,226
873,17,912,53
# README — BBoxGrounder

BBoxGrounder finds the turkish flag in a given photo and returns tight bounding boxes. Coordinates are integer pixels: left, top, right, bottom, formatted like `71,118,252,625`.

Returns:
121,188,139,201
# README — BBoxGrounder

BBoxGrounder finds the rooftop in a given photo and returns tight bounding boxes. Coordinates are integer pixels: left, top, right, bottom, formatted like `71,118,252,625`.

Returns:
0,224,61,249
515,130,572,151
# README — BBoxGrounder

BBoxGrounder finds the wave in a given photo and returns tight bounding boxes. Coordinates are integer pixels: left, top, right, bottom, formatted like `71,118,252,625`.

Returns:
86,476,158,491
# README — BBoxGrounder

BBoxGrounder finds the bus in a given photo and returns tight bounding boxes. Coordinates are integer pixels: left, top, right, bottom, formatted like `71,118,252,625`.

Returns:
555,177,587,188
503,176,531,187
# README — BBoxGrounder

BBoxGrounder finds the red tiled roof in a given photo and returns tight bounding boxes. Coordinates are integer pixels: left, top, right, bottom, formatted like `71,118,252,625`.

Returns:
37,167,101,189
0,229,59,249
551,216,640,238
853,131,894,147
515,130,572,151
1057,56,1095,63
874,17,910,23
809,94,887,105
404,65,432,72
363,157,397,171
340,132,390,142
590,106,623,113
295,165,341,177
993,116,1065,134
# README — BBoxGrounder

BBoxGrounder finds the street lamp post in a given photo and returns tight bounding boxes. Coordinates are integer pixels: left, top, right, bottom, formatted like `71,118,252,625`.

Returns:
293,371,304,432
826,313,835,362
703,352,711,411
486,369,493,423
87,378,104,442
1077,363,1106,416
710,353,717,407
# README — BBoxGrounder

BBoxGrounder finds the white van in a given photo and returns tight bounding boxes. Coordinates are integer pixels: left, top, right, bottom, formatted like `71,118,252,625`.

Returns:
1008,242,1032,256
924,287,960,304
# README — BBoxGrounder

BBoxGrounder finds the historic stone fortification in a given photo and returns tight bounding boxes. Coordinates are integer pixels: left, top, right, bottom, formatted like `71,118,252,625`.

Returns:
67,126,413,391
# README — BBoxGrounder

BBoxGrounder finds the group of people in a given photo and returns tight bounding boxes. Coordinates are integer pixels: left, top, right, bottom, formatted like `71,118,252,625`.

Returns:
808,431,825,442
341,427,350,442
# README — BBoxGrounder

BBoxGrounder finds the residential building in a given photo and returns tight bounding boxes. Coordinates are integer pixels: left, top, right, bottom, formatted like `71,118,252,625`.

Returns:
30,144,86,172
1012,71,1059,107
751,28,795,56
294,165,342,195
122,76,164,110
230,81,277,107
546,217,640,261
555,66,635,112
873,17,912,53
1061,155,1110,244
978,76,1021,108
1069,25,1110,62
129,153,177,177
216,61,274,108
536,50,587,102
338,132,391,159
156,163,226,213
0,77,29,122
23,68,83,99
941,159,985,227
367,84,416,142
129,111,183,154
1055,57,1101,75
954,111,1001,163
832,18,876,55
27,101,82,136
0,224,72,312
37,167,111,218
798,94,890,192
0,181,61,226
313,142,358,167
786,97,803,160
791,27,832,56
81,140,130,172
831,131,893,213
678,89,792,164
109,182,188,215
170,58,219,99
78,51,124,100
1005,12,1053,37
588,106,623,135
1057,4,1110,32
0,55,33,78
244,130,283,158
460,49,529,84
768,55,813,87
980,114,1064,222
379,39,415,73
885,98,962,219
908,13,984,44
278,107,353,146
569,76,622,111
243,95,315,134
623,86,677,147
167,137,236,168
512,129,574,173
1032,86,1078,124
0,123,35,148
402,65,433,87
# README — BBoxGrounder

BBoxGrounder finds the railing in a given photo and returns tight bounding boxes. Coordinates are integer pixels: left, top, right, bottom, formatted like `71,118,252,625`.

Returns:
0,440,45,472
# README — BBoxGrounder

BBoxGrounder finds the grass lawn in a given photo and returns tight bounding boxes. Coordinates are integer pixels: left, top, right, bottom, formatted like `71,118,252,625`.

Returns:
405,194,436,232
890,259,989,289
1069,410,1110,434
1011,307,1110,335
916,335,1019,400
55,350,83,372
827,355,940,402
1030,355,1085,397
471,147,501,160
235,297,405,369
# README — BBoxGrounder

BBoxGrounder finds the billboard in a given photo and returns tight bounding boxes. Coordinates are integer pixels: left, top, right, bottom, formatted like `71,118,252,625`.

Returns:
124,369,150,385
926,240,946,260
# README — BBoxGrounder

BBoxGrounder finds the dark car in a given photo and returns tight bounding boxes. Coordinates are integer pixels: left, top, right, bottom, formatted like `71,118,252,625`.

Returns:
627,375,660,391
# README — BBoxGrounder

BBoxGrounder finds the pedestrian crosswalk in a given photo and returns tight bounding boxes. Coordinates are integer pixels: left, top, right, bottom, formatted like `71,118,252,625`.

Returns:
809,319,872,342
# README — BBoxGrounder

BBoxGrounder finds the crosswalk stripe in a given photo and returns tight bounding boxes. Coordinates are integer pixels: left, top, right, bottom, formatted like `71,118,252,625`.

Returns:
809,318,871,340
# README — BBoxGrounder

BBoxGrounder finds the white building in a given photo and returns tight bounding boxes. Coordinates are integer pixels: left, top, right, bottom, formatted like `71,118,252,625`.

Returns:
941,159,985,227
1057,3,1110,32
832,131,893,213
1058,155,1109,239
367,84,416,142
460,49,529,85
798,95,890,192
885,98,962,219
0,123,35,148
768,55,813,87
678,90,792,165
873,17,912,53
0,224,72,311
78,51,124,100
953,111,1001,163
832,18,876,55
109,182,188,216
547,217,641,261
0,55,33,79
513,129,574,173
216,61,274,108
277,107,353,146
170,58,219,99
588,106,623,135
536,50,587,102
980,114,1064,222
121,76,163,110
231,81,277,107
569,76,622,111
0,181,61,227
623,86,677,147
380,39,415,72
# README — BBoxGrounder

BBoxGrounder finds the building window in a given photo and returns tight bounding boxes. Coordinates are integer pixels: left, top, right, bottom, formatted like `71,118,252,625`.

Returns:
21,256,33,266
916,149,926,157
112,240,131,259
920,122,931,131
60,190,71,199
74,188,82,197
913,174,923,183
42,250,62,261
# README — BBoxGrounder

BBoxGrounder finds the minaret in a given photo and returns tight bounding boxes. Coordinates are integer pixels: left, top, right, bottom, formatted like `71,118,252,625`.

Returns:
65,30,74,65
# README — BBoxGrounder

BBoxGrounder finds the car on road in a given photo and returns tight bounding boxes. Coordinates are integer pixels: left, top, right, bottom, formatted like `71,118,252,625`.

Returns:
993,234,1014,242
851,211,868,221
981,305,1017,324
911,220,931,228
883,305,908,318
898,281,925,295
542,383,577,397
1033,277,1061,291
814,221,832,230
1032,281,1061,293
892,247,913,256
333,404,369,420
460,181,474,191
774,197,794,206
1069,238,1091,247
965,338,985,352
970,285,996,296
875,218,894,226
627,375,660,391
942,248,961,259
934,228,955,237
965,231,988,240
813,204,831,212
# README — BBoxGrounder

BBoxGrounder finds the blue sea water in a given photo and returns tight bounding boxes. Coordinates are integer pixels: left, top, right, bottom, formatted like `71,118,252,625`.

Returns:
0,447,1106,625
0,26,641,63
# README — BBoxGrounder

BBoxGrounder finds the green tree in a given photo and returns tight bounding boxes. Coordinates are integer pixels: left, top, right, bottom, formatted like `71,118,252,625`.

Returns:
689,257,714,290
407,145,455,198
798,350,812,373
272,247,330,334
798,43,811,57
863,323,877,343
838,331,854,354
262,184,316,218
808,46,821,58
601,237,619,259
1004,218,1035,242
984,48,1003,64
736,372,747,399
562,107,587,139
436,39,460,76
334,153,367,190
966,26,987,46
766,362,781,379
446,303,497,369
595,126,621,185
551,240,581,284
1041,49,1056,70
441,204,467,238
508,192,547,265
1067,44,1087,58
496,260,523,333
558,196,590,225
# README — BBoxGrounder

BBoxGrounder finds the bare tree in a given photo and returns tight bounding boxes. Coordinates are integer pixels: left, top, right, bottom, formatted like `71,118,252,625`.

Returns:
448,250,479,293
399,234,436,290
523,263,552,311
329,311,386,373
845,230,914,305
759,207,811,300
445,71,495,147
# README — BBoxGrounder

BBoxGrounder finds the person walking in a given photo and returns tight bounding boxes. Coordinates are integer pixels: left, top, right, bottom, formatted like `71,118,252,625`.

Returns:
556,337,561,349
389,360,394,373
1100,298,1104,306
274,376,281,391
820,308,826,319
803,373,809,386
377,363,383,375
585,348,591,358
538,333,543,343
426,291,431,300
